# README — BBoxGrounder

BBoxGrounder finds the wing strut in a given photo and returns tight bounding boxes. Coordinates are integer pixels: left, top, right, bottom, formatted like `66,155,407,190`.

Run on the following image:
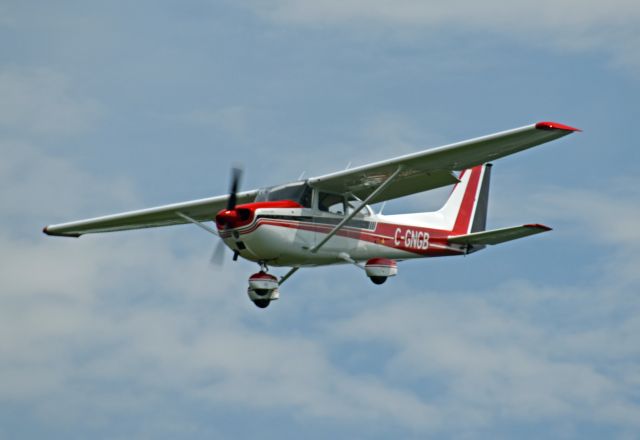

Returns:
310,166,404,254
176,212,219,236
279,267,300,285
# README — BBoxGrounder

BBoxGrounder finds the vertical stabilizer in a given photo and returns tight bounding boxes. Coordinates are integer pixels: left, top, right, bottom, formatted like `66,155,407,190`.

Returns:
437,164,492,234
470,164,491,232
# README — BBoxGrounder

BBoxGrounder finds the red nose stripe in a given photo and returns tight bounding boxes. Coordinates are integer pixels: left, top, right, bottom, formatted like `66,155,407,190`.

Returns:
215,200,302,230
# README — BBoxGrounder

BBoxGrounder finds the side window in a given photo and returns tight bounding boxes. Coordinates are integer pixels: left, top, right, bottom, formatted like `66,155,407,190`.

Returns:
345,195,370,217
318,192,345,215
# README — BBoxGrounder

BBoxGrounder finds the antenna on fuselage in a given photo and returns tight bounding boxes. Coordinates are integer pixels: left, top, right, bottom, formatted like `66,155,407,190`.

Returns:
298,171,306,180
378,202,387,215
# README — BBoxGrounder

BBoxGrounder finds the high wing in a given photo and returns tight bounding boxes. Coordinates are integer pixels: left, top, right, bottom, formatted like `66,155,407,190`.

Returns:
44,121,578,238
448,224,552,246
307,121,579,203
44,190,257,237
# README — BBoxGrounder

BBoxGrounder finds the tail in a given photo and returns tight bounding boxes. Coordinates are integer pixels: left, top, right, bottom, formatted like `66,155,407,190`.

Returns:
388,163,550,246
437,164,492,234
441,164,552,248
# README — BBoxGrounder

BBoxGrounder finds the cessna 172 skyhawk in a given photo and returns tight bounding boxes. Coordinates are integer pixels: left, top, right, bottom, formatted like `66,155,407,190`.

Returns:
44,121,580,308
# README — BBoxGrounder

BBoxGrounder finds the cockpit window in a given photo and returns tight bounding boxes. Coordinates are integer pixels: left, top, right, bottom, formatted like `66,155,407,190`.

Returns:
254,182,312,208
316,192,373,217
318,192,344,215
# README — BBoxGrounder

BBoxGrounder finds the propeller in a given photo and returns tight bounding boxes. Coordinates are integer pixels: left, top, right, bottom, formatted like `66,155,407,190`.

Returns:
226,166,242,210
210,239,226,266
210,166,243,266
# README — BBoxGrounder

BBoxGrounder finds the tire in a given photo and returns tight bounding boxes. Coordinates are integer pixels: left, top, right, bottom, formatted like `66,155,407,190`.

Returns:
370,276,387,285
254,299,270,308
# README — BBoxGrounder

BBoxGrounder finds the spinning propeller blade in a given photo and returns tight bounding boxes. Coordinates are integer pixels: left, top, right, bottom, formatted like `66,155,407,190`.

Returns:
210,239,226,266
226,167,242,211
212,166,244,266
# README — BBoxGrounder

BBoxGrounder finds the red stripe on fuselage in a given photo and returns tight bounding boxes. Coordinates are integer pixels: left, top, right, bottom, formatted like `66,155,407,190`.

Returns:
230,217,462,257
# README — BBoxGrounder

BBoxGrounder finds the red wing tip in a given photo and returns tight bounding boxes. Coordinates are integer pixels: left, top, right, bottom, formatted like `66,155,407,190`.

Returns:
535,121,581,132
524,223,552,231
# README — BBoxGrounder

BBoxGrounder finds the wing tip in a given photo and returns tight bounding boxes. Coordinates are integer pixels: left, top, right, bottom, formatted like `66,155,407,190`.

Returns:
535,121,582,132
524,223,552,231
43,226,81,238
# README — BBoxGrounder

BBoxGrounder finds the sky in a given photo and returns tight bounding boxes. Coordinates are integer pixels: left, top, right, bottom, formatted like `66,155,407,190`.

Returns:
1,1,639,438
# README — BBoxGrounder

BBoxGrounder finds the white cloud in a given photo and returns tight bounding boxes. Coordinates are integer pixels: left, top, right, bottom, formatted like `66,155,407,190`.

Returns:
247,0,640,73
328,287,640,430
0,68,102,137
490,176,640,288
0,140,138,226
178,106,250,139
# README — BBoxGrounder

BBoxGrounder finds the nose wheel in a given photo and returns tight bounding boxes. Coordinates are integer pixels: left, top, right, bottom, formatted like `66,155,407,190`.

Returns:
253,299,271,308
248,265,279,309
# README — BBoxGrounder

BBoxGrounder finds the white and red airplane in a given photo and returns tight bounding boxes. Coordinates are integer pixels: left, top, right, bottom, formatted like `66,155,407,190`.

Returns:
44,121,580,308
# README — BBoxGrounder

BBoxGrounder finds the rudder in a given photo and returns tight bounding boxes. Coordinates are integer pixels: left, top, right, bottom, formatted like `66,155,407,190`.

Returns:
437,164,492,234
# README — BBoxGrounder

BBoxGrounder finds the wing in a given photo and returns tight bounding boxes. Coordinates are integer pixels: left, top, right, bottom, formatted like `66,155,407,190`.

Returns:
43,190,257,237
448,224,552,246
308,121,579,203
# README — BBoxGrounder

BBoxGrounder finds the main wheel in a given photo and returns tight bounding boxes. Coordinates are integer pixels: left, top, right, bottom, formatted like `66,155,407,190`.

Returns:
370,276,387,285
253,299,270,308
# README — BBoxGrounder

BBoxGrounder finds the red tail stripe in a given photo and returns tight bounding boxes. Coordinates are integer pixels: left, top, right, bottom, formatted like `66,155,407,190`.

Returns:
452,165,483,234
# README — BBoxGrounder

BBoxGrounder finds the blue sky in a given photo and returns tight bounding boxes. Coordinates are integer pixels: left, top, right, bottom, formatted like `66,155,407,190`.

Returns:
1,1,639,438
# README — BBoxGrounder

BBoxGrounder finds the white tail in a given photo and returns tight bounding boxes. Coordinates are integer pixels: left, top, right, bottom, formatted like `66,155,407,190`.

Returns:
437,164,491,234
384,164,491,233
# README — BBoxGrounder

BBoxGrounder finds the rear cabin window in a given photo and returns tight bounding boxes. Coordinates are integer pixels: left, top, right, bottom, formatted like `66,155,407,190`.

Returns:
345,194,372,217
254,183,312,208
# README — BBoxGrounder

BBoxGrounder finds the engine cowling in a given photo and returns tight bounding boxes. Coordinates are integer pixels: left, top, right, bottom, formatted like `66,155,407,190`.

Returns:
365,258,398,285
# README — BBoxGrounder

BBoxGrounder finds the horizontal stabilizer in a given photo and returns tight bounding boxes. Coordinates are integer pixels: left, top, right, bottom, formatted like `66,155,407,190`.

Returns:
448,224,551,246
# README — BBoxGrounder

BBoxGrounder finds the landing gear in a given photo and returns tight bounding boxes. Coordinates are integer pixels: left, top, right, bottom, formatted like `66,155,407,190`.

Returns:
370,276,387,285
365,258,397,285
253,299,271,308
247,265,279,309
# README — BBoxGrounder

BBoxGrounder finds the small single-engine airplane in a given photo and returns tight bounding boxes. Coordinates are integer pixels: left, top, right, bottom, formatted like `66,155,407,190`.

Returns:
44,121,579,308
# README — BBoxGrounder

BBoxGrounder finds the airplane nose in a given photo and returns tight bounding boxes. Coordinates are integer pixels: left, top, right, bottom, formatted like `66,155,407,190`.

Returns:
215,209,237,228
215,208,254,229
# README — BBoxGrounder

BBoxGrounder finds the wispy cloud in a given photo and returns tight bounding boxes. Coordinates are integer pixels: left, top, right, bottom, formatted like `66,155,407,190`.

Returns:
176,106,250,139
0,68,102,137
247,0,640,74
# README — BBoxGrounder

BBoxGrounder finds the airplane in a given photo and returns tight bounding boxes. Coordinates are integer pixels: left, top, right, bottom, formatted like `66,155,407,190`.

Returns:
43,121,580,308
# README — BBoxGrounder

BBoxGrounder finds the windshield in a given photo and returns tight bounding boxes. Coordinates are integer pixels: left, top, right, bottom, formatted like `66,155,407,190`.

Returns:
254,182,312,208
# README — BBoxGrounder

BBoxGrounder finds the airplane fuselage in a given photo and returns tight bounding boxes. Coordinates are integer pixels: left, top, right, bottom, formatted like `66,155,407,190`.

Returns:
217,203,467,266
